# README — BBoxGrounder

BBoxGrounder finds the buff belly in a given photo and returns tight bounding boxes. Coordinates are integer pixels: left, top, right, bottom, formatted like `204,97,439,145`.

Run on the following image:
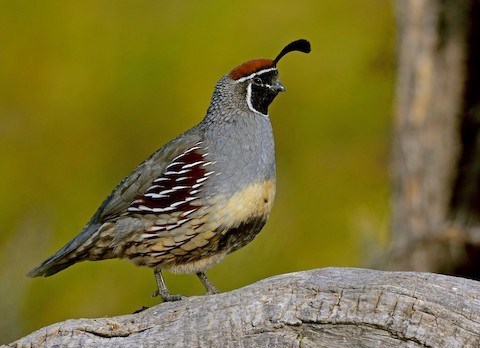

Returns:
112,178,276,273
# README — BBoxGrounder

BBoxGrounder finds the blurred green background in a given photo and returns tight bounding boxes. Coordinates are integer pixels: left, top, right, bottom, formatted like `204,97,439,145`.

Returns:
0,0,394,343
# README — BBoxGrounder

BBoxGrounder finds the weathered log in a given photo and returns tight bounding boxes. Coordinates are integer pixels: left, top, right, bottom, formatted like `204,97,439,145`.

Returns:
8,268,480,347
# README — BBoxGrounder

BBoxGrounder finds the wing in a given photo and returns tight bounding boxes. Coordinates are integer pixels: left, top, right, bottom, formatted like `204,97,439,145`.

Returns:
27,130,204,277
96,132,204,221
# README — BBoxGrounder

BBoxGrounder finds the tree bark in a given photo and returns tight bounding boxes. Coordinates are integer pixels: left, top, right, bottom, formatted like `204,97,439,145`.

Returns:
388,0,480,276
8,268,480,347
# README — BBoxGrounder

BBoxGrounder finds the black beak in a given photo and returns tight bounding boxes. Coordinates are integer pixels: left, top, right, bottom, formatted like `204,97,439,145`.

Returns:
273,80,286,93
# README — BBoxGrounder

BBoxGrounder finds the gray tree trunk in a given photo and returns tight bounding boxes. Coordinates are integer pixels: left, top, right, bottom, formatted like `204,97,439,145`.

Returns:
8,268,480,347
388,0,480,276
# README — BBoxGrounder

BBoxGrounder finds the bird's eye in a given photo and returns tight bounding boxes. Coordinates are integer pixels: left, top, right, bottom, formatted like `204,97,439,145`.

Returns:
253,77,263,86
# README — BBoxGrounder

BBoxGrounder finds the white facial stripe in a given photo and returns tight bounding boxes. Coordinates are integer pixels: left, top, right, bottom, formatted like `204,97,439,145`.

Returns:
235,67,277,83
246,83,269,117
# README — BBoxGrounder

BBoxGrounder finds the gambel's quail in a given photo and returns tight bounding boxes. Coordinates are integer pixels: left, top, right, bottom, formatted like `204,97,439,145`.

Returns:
28,39,311,301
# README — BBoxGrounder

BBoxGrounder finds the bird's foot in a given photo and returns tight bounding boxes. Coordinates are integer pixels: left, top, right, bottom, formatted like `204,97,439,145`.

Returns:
205,287,220,295
152,289,185,302
197,271,220,295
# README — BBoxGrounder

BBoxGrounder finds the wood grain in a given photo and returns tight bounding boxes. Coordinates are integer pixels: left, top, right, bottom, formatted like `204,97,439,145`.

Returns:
9,268,480,347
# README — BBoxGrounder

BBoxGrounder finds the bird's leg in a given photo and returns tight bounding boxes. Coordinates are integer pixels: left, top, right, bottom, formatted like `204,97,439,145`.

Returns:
196,271,220,295
152,269,184,302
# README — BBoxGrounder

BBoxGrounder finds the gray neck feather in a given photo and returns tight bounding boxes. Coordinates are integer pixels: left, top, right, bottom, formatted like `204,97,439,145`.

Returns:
199,75,276,195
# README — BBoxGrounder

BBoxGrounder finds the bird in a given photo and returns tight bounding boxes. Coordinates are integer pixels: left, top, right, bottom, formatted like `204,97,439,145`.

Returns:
28,39,311,302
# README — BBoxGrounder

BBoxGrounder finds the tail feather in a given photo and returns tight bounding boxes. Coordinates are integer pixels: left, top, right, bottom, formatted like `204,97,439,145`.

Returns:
27,256,80,277
27,222,102,277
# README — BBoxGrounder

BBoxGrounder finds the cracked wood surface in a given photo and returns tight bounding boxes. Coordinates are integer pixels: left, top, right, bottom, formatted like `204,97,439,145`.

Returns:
8,268,480,347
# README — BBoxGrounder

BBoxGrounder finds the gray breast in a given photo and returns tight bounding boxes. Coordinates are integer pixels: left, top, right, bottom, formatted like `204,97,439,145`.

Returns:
202,113,276,197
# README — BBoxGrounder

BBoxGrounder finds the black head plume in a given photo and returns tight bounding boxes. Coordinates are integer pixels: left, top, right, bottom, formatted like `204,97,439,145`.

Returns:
273,39,311,66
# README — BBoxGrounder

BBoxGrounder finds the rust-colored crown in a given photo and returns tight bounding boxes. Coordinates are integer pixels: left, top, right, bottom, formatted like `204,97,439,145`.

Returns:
229,58,275,81
229,39,311,81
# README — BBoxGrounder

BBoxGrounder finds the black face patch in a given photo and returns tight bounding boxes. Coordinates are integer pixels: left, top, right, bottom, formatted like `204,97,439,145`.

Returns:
247,70,281,115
